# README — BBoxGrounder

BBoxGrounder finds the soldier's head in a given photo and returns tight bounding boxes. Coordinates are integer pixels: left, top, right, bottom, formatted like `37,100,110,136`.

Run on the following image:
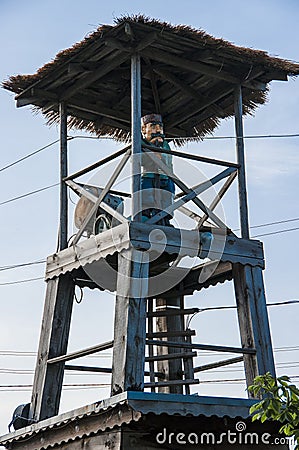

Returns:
141,113,164,145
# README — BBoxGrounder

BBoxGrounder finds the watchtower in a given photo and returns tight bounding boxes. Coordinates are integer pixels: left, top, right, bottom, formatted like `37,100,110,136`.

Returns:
2,16,299,449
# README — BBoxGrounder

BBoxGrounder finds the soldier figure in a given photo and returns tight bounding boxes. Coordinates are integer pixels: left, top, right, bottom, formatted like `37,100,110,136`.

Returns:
141,113,175,226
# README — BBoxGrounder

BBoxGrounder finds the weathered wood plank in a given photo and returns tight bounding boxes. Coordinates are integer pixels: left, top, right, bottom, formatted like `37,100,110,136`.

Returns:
111,249,149,394
147,339,256,354
232,263,275,395
129,222,264,267
141,47,240,84
247,266,276,376
183,330,195,394
233,263,258,393
142,141,239,168
47,340,113,364
145,164,236,227
147,298,156,392
147,330,195,338
64,365,112,373
72,150,130,245
141,148,232,229
66,180,127,225
155,296,185,394
194,356,243,373
45,222,131,281
145,379,199,388
61,51,129,100
30,274,75,422
146,351,197,362
153,66,225,116
64,145,130,182
196,171,237,228
147,307,199,317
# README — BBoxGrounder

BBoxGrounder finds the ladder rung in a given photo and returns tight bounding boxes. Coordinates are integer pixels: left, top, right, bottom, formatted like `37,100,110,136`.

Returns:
47,340,114,365
147,307,199,318
146,351,197,362
65,365,111,373
145,379,199,388
146,330,196,339
146,339,256,355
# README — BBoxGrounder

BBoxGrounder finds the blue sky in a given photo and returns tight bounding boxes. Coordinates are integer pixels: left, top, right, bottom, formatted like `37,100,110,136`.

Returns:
0,0,298,437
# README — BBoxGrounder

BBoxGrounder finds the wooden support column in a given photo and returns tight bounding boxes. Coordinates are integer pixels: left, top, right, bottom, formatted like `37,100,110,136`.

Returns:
131,53,142,221
111,249,149,394
233,263,275,396
59,102,68,250
155,296,184,394
234,86,250,239
30,274,75,421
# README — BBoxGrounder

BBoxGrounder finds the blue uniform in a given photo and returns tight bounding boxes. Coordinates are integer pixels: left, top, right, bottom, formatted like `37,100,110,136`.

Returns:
141,139,175,225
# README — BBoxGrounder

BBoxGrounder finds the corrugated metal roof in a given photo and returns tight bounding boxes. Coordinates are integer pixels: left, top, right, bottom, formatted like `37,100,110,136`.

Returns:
0,392,256,448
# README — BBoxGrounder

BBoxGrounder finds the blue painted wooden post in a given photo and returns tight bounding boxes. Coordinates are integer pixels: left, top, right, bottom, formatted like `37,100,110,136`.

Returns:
59,102,68,250
111,249,149,394
131,53,142,221
111,54,149,394
234,86,250,239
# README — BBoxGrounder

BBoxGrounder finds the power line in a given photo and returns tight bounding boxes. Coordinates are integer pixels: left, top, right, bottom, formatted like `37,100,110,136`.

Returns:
1,132,298,177
193,300,299,314
234,217,299,231
169,133,299,141
0,344,298,359
2,361,299,376
0,183,59,206
252,227,299,238
0,135,110,175
0,139,60,173
0,260,46,272
0,277,43,286
0,383,110,392
0,216,298,275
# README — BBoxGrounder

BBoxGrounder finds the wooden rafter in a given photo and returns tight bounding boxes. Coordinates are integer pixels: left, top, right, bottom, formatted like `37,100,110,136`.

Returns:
143,58,161,114
153,66,225,116
61,51,129,100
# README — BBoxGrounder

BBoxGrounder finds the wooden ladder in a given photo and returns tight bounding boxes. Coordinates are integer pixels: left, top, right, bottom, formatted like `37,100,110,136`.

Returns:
145,297,199,394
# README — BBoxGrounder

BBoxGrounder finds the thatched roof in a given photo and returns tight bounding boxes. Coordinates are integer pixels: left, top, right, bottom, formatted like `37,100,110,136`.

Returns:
3,15,299,145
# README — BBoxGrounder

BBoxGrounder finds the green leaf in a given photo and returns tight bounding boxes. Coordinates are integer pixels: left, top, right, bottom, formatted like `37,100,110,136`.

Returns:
250,403,263,414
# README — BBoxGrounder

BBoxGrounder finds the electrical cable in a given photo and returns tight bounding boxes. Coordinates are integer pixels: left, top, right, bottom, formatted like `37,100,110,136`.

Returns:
0,182,59,206
0,277,43,286
0,216,298,276
0,260,46,272
167,133,299,141
0,139,60,174
234,217,299,231
252,227,299,238
0,131,298,182
0,134,112,176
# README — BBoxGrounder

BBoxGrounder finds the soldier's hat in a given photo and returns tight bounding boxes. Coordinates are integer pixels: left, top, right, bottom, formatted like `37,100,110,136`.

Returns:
141,113,163,126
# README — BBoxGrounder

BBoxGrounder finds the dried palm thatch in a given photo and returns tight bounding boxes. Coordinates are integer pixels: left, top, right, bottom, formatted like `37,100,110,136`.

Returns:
3,15,299,146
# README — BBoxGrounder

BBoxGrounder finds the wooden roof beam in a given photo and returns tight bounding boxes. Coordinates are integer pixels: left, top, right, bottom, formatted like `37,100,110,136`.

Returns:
61,50,129,101
16,87,59,108
60,33,158,101
142,47,240,83
105,31,158,53
68,101,130,124
143,58,161,114
141,47,267,90
153,66,225,117
166,84,234,129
